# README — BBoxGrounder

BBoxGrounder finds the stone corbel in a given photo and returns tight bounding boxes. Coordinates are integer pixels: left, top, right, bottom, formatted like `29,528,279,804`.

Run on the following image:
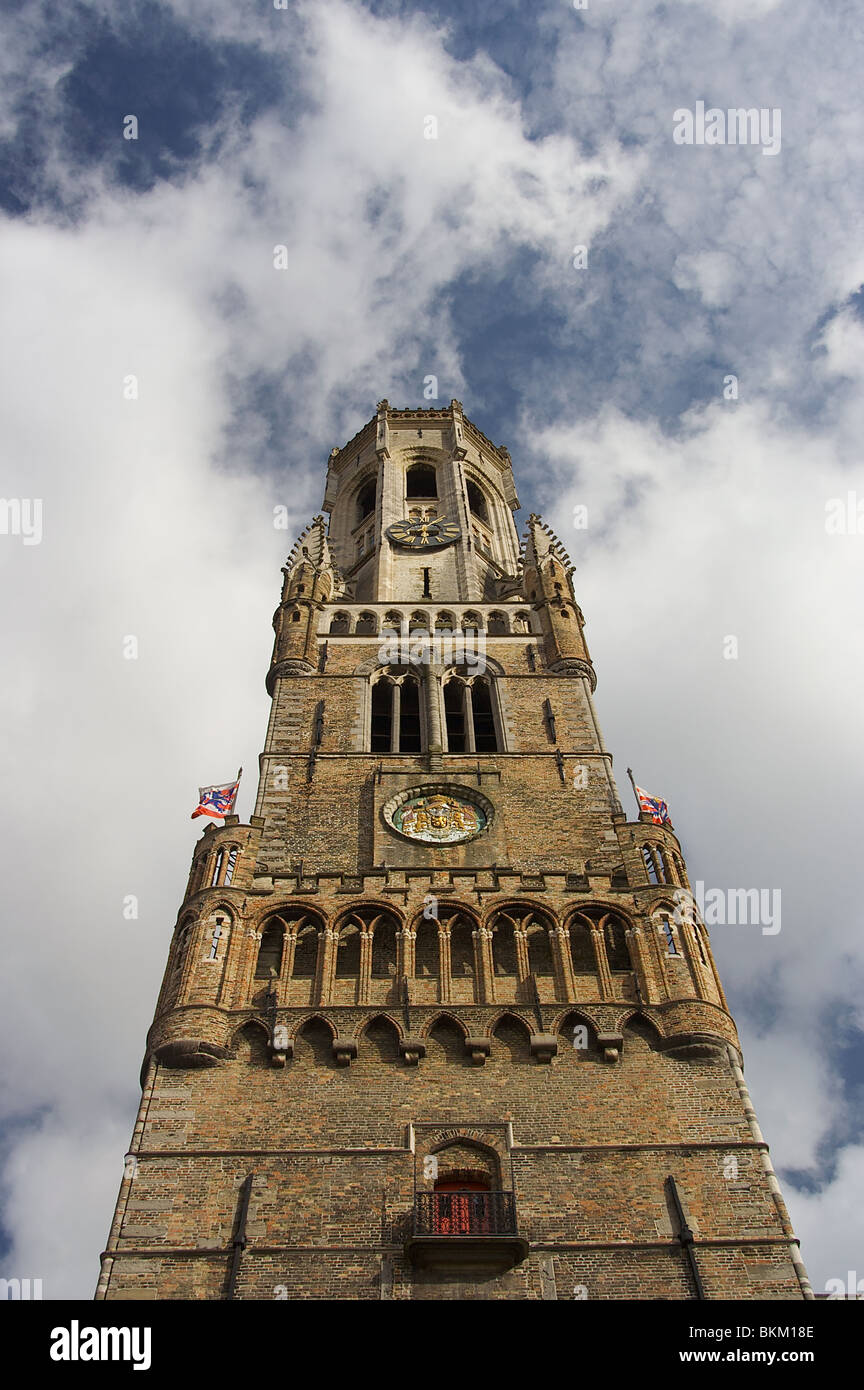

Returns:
597,1031,624,1063
332,1037,358,1067
399,1036,427,1066
464,1036,491,1066
529,1033,558,1063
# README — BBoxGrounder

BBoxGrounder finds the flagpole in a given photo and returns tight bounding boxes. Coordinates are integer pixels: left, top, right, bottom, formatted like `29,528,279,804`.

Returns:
626,767,641,817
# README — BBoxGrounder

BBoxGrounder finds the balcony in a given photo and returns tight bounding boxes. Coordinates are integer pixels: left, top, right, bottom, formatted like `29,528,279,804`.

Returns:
405,1191,529,1272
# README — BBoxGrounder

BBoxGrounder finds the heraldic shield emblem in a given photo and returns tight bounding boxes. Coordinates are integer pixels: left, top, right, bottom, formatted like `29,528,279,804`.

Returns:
382,785,494,845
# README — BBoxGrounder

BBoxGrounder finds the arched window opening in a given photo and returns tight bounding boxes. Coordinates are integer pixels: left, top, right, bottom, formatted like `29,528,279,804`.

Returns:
449,918,475,977
526,919,554,976
492,916,518,976
399,677,422,752
329,612,350,635
604,915,631,971
569,916,597,972
406,464,437,498
167,919,193,1006
415,920,439,977
357,478,377,522
210,850,224,888
656,913,678,956
694,924,708,966
471,678,497,752
223,847,238,887
370,914,398,977
642,846,660,885
444,678,467,752
291,609,301,622
255,920,285,980
292,923,319,977
513,612,530,633
466,481,489,525
487,611,507,635
462,612,482,632
355,611,377,635
409,610,428,631
371,679,394,752
435,611,456,632
336,923,362,977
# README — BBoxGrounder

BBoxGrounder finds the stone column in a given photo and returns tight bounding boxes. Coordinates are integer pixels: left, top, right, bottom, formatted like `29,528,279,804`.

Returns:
358,928,373,1004
552,924,576,1001
474,925,494,1004
438,926,452,1004
592,923,613,1002
316,928,338,1005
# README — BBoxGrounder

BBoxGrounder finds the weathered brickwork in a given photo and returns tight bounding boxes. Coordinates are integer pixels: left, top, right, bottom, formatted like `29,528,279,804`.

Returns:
98,403,809,1301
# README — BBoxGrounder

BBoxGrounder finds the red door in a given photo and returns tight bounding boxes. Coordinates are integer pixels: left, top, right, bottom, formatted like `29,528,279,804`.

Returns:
433,1179,491,1235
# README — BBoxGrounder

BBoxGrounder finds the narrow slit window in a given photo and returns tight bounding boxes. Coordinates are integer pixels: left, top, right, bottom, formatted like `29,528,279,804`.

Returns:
223,848,238,887
399,679,422,752
371,681,393,752
471,680,497,752
444,680,466,752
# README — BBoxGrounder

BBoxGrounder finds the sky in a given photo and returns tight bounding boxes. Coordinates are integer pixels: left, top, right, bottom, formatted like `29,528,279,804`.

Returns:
1,0,863,1299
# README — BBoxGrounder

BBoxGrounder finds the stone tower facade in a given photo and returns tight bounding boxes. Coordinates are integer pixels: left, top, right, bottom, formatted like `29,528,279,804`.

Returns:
97,401,811,1301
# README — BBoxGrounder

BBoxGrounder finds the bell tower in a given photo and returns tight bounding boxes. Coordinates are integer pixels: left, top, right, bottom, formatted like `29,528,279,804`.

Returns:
97,400,811,1302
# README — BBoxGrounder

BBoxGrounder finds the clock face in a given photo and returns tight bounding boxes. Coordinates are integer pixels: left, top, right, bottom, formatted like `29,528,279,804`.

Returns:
386,517,462,550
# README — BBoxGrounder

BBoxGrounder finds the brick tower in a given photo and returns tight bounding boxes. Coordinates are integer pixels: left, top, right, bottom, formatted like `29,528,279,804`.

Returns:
97,400,811,1301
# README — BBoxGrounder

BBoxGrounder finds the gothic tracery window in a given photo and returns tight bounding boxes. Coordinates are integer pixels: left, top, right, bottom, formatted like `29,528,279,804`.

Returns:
370,671,423,753
442,671,500,754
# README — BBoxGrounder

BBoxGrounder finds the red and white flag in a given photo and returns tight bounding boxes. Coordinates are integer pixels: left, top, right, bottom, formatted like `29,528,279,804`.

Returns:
191,769,241,820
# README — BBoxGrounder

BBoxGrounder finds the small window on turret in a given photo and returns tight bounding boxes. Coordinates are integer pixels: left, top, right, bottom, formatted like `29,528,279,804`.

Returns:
466,481,488,525
224,848,238,886
357,479,377,522
406,464,437,498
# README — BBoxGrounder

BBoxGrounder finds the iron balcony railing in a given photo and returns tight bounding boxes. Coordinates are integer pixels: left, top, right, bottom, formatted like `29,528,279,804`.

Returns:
413,1191,518,1238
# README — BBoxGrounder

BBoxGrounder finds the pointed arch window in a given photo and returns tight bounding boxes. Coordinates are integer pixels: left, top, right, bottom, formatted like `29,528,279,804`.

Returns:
336,922,362,977
448,915,475,977
603,916,631,971
292,922,320,977
415,919,440,978
355,611,377,635
329,612,351,635
370,671,423,753
491,914,518,976
370,914,398,978
487,611,507,635
443,671,500,754
255,919,285,980
525,916,554,976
